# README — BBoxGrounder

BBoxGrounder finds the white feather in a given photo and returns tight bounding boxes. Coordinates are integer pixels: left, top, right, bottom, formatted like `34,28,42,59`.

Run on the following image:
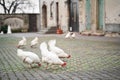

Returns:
17,36,26,48
31,37,38,47
17,49,41,67
65,32,76,38
65,32,71,38
71,33,75,38
48,39,70,58
40,42,66,67
24,57,33,64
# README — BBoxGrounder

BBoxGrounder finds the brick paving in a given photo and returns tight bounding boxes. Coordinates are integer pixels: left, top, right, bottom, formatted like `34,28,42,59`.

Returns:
0,33,120,80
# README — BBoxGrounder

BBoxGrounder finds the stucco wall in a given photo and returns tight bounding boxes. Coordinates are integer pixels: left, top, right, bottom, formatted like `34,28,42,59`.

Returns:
105,0,120,32
105,0,120,24
59,0,69,32
40,0,56,28
79,0,86,32
40,0,69,32
0,15,29,30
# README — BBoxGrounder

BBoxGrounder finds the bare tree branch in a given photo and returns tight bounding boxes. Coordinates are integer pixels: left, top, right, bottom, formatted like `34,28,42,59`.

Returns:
0,0,35,14
12,2,19,13
0,0,7,13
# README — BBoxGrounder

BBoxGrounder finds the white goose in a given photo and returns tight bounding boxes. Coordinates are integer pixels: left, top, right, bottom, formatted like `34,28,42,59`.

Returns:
40,42,66,69
48,39,71,58
65,32,71,38
30,37,39,48
17,36,27,48
17,49,41,68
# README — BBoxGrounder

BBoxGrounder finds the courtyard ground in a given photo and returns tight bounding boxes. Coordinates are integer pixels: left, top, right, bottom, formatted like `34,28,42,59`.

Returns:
0,33,120,80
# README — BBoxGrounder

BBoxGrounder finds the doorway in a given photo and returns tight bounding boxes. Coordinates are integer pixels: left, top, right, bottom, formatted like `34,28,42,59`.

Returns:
98,0,104,30
69,0,79,32
85,0,91,30
42,5,47,28
29,14,37,32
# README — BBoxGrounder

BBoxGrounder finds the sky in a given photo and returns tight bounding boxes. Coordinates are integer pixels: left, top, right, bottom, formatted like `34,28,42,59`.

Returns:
0,0,40,14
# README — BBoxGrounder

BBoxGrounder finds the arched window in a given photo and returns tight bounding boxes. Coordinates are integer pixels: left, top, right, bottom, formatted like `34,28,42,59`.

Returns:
42,4,47,28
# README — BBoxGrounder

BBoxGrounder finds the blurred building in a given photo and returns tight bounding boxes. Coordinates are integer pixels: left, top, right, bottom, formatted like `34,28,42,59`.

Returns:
0,14,40,32
40,0,120,34
0,0,120,34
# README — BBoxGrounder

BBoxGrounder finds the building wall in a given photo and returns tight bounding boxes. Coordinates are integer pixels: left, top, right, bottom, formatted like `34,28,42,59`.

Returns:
79,0,86,32
40,0,56,28
0,14,40,32
39,0,120,33
105,0,120,24
80,0,120,33
1,0,119,33
59,0,69,32
105,0,120,32
40,0,69,32
37,14,41,32
0,15,29,31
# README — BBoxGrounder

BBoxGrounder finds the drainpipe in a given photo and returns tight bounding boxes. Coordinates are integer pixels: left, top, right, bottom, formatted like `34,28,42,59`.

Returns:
68,0,71,31
56,2,63,34
50,1,54,18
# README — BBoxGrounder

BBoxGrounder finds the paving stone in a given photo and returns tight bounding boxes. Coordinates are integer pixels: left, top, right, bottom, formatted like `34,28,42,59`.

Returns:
99,70,120,79
34,70,54,80
1,72,9,80
15,72,26,80
65,73,81,80
90,71,110,79
28,70,43,80
57,74,71,80
23,71,36,80
71,72,83,79
48,73,63,80
84,71,102,78
34,70,46,79
81,77,92,80
7,72,18,80
91,78,102,80
0,33,120,80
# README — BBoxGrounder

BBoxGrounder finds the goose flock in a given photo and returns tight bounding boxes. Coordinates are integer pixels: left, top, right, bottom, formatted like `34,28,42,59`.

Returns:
17,36,71,69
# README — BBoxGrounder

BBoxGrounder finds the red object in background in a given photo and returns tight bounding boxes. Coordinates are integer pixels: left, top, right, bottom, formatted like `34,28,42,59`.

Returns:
56,28,63,34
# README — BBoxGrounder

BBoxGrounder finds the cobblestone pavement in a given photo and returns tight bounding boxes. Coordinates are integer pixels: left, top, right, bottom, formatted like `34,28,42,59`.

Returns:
0,33,120,80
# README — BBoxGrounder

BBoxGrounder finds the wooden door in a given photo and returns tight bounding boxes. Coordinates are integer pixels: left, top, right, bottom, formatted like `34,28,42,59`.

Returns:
86,0,91,30
69,0,79,32
98,0,104,30
29,14,37,32
42,5,47,28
